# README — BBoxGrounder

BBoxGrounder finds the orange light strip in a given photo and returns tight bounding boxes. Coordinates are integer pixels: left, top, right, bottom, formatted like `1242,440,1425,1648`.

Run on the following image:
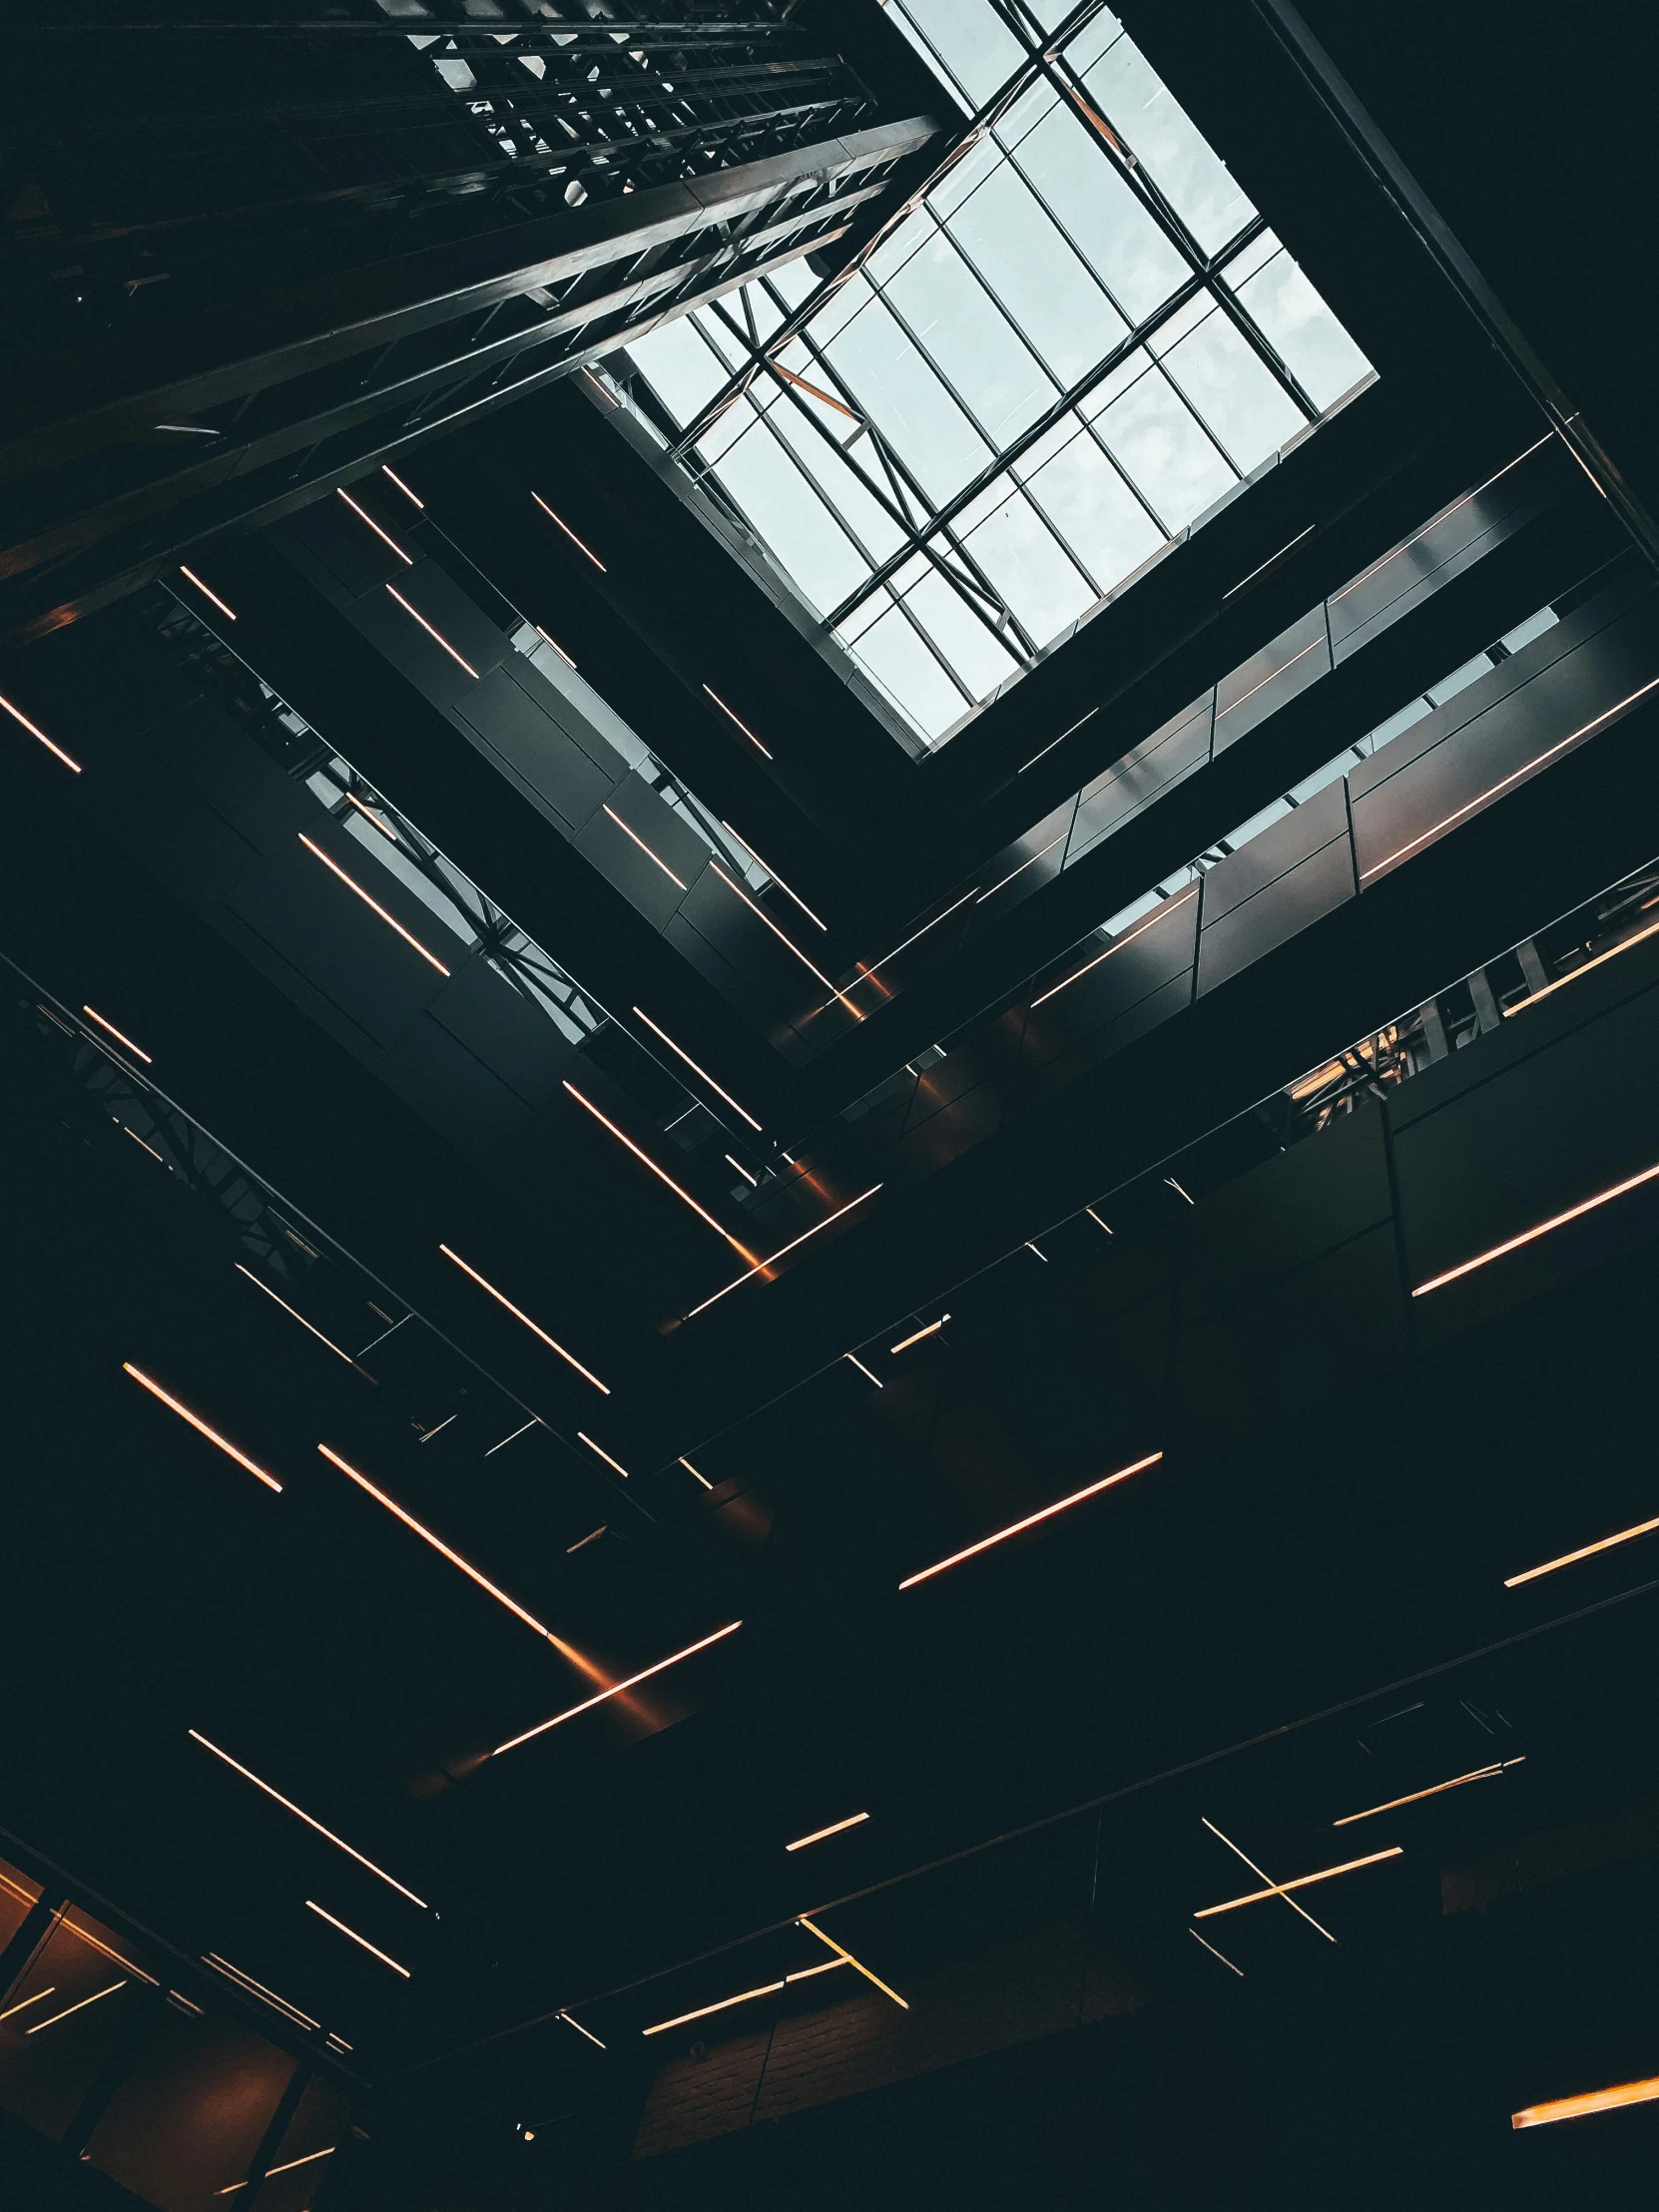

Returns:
900,1449,1162,1590
492,1621,743,1757
384,584,478,677
566,1524,606,1554
234,1263,358,1369
710,863,852,1007
719,822,826,929
1512,2074,1659,2129
438,1244,609,1392
844,1352,882,1388
976,831,1067,903
1335,1759,1523,1827
1505,914,1659,1017
562,1081,758,1259
305,1902,410,1978
25,1980,125,2034
1413,1157,1659,1297
337,487,411,564
1506,1513,1659,1586
577,1431,631,1479
63,1919,158,1983
727,1153,759,1187
1086,1207,1113,1235
1189,1930,1244,1977
191,1733,427,1909
180,566,237,619
81,1004,152,1061
786,1812,869,1852
345,792,398,840
204,1953,321,2029
217,2148,335,2197
1030,886,1199,1009
682,1183,883,1321
297,833,451,974
1362,675,1659,882
0,1987,56,2023
561,2009,607,2048
318,1444,561,1644
1,690,82,773
679,1455,714,1489
125,1127,167,1165
123,1364,283,1493
633,1007,760,1129
643,1977,786,2034
1200,1818,1335,1944
381,463,424,508
702,684,772,757
1194,1846,1402,1919
844,888,976,996
535,624,576,667
798,1915,907,2009
602,805,687,888
531,491,606,570
890,1316,948,1355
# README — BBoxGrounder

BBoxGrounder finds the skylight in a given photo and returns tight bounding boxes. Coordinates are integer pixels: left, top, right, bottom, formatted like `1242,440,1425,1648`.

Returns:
620,3,1374,748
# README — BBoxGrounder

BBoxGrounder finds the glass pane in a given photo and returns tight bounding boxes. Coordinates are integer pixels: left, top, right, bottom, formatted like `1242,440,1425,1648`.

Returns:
629,314,729,424
928,129,1006,222
763,383,908,563
1064,10,1126,75
894,0,1027,108
844,604,970,742
954,486,1096,645
1022,422,1164,596
945,158,1129,389
1013,104,1189,323
1158,301,1306,469
1083,37,1254,256
881,232,1054,447
715,421,872,614
1092,355,1235,529
819,293,992,503
898,564,1023,698
1233,245,1373,410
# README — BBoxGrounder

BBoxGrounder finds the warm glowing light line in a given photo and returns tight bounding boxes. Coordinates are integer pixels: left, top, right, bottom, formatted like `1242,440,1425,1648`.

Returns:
1,690,82,772
643,1979,786,2034
384,585,478,678
682,1184,883,1321
180,566,237,619
189,1733,428,1910
1086,1207,1113,1235
788,1959,847,1982
847,889,976,993
1330,436,1552,605
64,1922,156,1982
1200,1819,1336,1942
890,1316,948,1355
1334,1760,1522,1826
1506,1514,1659,1586
1189,1929,1244,1976
1020,707,1096,774
438,1244,608,1391
1223,525,1316,603
126,1128,167,1165
1505,914,1659,1016
710,863,850,1005
535,623,576,667
1512,2074,1659,2129
0,1987,55,2022
532,491,606,570
844,1353,882,1387
680,1455,714,1489
900,1450,1161,1589
577,1431,631,1479
491,1622,743,1756
205,1955,320,2028
25,1980,125,2034
702,684,771,757
798,1915,908,2009
1361,676,1659,882
602,806,687,887
566,1525,606,1553
345,792,397,839
719,823,826,928
234,1264,357,1368
976,831,1066,902
1216,637,1325,722
381,463,424,507
632,1006,760,1129
562,1081,757,1258
123,1364,282,1493
1413,1157,1659,1296
1031,886,1198,1008
305,1902,410,1977
1195,1847,1402,1919
217,2148,335,2196
297,833,451,974
787,1813,869,1852
337,487,411,563
561,2010,607,2048
83,1005,152,1061
727,1152,758,1186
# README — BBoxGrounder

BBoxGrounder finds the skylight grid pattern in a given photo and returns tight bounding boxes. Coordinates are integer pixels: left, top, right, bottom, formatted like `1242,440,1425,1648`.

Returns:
626,3,1373,746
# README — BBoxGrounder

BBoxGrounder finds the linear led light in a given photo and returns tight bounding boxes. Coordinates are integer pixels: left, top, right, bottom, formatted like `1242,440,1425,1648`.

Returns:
381,463,424,508
25,1980,125,2035
787,1813,869,1852
217,2148,336,2197
1086,1207,1113,1235
561,2010,607,2049
1506,1514,1659,1586
1412,1156,1659,1297
890,1316,948,1355
727,1153,759,1187
1031,885,1199,1010
577,1432,631,1479
180,566,236,619
682,1183,883,1322
1223,524,1316,603
1505,914,1659,1017
125,1127,166,1166
1189,1929,1244,1977
844,889,977,1001
1361,674,1659,883
491,1621,743,1758
566,1525,606,1554
562,1081,759,1261
123,1364,283,1493
298,833,451,974
602,805,687,889
531,492,605,571
1026,1242,1047,1262
1330,435,1552,606
190,1732,428,1910
710,862,852,1007
1217,639,1327,725
643,1977,788,2035
976,831,1067,903
1019,708,1097,776
900,1450,1161,1591
62,1920,157,1984
844,1352,882,1388
1194,1846,1402,1920
719,822,826,929
633,1007,760,1129
337,487,411,564
204,1953,321,2030
82,1005,152,1061
384,584,478,679
679,1455,714,1489
324,2032,351,2050
0,690,82,773
1512,2074,1659,2130
438,1244,608,1392
535,624,575,667
0,1987,56,2023
1334,1759,1523,1827
1200,1818,1335,1943
233,1264,359,1370
344,792,397,841
305,1902,410,1978
702,684,772,758
798,1915,907,2009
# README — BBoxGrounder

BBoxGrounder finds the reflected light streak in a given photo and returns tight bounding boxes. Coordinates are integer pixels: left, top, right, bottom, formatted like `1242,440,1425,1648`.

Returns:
180,566,236,619
345,792,397,840
64,1920,157,1983
1513,2075,1659,2130
234,1264,360,1370
205,1954,320,2029
602,806,686,888
83,1006,152,1062
843,889,975,999
682,1184,882,1321
1,690,82,773
797,1915,907,2009
1030,886,1199,1009
439,1244,608,1391
190,1733,427,1909
710,863,851,1008
123,1364,282,1493
297,834,451,974
702,684,771,757
1335,1760,1523,1827
889,1316,948,1355
25,1981,125,2034
577,1432,631,1479
1504,914,1659,1016
976,831,1067,902
305,1902,410,1977
531,492,605,570
633,1006,760,1129
719,822,825,928
1413,1157,1659,1296
786,1813,868,1852
337,487,411,563
381,463,424,507
1195,1846,1401,1920
1505,1514,1659,1587
900,1451,1161,1589
562,1082,760,1262
384,585,478,678
492,1621,743,1757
